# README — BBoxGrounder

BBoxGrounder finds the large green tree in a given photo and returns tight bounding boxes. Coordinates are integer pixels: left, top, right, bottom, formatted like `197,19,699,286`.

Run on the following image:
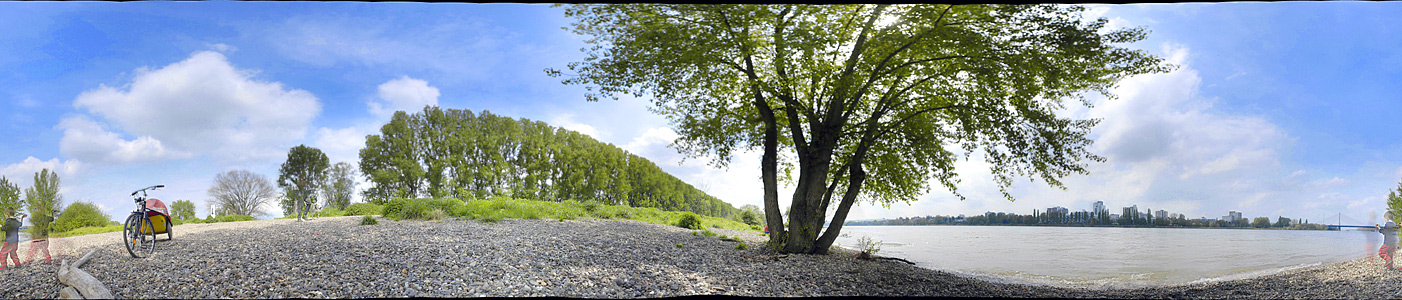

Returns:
1387,178,1402,223
321,162,358,210
25,169,63,239
171,199,197,220
0,176,20,217
553,4,1169,253
278,145,331,218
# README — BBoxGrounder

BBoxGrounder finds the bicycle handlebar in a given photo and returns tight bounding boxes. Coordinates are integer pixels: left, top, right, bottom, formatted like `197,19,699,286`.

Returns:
130,185,166,196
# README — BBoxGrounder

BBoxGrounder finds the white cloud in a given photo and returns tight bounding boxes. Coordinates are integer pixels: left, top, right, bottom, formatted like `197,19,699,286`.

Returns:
313,126,370,165
622,127,679,158
1347,195,1375,210
368,76,439,118
550,114,603,140
208,43,236,52
14,95,39,108
849,43,1307,221
58,117,190,165
1313,177,1350,188
71,50,320,165
0,157,82,187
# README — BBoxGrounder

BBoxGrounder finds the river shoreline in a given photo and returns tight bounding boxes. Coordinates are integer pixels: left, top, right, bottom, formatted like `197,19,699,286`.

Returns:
0,216,1397,298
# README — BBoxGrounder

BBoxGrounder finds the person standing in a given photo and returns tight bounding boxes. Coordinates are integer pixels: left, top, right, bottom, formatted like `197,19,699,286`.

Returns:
25,209,57,264
1378,212,1398,270
1,208,24,269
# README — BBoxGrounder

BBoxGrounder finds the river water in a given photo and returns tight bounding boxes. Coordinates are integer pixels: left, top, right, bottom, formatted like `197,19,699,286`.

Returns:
832,225,1381,288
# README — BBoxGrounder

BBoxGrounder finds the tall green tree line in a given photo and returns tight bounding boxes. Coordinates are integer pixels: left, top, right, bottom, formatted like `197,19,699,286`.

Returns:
360,106,741,218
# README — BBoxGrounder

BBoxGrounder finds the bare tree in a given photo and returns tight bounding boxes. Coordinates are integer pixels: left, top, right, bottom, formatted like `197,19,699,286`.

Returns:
207,170,278,217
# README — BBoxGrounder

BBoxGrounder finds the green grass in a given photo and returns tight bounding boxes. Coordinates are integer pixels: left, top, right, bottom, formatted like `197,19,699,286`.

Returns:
54,224,122,237
379,196,759,233
54,214,261,238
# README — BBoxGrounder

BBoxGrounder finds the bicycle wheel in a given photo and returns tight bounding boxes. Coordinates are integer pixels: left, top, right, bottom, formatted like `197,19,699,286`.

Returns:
138,216,156,257
123,214,143,258
123,214,156,258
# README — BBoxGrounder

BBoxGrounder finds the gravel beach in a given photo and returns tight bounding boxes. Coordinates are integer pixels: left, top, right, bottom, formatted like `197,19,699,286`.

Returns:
0,216,1398,298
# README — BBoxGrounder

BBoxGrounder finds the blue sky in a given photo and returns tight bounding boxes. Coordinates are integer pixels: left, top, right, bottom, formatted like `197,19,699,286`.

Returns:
1,3,1399,225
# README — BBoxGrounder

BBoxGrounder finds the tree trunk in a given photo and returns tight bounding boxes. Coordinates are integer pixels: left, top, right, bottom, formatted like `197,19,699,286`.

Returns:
783,132,840,254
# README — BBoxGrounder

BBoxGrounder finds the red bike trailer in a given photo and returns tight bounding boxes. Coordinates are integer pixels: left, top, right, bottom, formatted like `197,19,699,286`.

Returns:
142,198,173,236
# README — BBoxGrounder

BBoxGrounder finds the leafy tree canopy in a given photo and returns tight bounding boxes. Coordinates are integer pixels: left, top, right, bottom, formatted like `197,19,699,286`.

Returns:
554,4,1169,253
279,145,330,216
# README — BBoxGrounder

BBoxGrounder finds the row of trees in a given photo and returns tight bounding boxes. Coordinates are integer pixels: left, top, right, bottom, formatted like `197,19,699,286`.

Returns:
206,146,359,218
359,106,741,218
0,170,64,238
849,212,1324,230
0,169,114,238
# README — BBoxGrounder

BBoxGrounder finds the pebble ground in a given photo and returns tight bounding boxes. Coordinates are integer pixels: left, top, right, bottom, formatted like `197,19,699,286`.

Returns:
0,216,1399,298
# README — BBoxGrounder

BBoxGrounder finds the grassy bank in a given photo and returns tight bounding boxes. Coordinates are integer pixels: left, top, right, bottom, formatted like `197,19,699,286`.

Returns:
51,214,262,238
50,197,759,239
314,196,760,232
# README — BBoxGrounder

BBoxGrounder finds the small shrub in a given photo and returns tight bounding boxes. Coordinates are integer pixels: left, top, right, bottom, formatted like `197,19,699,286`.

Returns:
382,198,409,218
582,200,602,213
398,199,433,220
856,236,882,260
740,210,760,226
676,243,684,248
53,201,113,233
359,215,378,225
345,203,384,216
313,206,345,218
736,242,749,250
700,230,716,237
675,212,704,230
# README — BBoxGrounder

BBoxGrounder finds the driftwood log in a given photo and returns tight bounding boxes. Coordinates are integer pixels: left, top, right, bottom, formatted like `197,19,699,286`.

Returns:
58,287,82,299
872,255,916,265
56,249,113,299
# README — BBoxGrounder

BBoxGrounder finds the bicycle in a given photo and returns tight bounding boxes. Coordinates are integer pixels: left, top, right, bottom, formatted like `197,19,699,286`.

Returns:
124,185,173,258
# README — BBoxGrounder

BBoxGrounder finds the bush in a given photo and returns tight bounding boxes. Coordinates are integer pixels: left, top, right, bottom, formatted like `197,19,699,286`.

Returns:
359,215,378,225
736,242,749,250
856,236,881,260
740,210,760,226
676,212,704,230
53,201,112,233
397,199,431,220
345,203,383,216
700,230,716,237
382,198,409,218
313,206,345,217
582,200,603,213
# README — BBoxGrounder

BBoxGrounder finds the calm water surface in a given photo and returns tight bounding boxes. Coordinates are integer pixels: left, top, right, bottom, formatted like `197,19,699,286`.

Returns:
833,226,1380,288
